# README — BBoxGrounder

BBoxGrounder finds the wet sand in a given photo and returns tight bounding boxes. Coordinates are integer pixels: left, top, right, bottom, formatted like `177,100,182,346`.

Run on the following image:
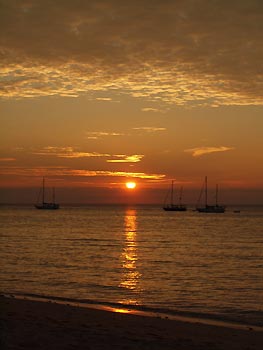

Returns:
1,295,262,349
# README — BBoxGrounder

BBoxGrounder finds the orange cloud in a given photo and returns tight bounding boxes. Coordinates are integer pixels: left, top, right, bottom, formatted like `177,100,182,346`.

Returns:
107,154,144,163
85,131,124,139
184,146,235,157
95,97,112,101
31,147,145,164
0,166,165,180
133,127,166,133
0,158,16,161
32,147,110,158
141,107,160,112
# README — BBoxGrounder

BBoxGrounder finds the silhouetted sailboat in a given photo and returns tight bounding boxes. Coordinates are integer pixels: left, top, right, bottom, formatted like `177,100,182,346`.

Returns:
163,181,187,211
196,176,225,213
34,177,60,210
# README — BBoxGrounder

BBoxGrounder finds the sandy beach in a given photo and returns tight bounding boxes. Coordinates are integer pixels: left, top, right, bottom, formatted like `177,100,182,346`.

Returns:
0,295,262,350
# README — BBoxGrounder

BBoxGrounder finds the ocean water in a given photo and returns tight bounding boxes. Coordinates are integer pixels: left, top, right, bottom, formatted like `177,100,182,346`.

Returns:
0,204,262,327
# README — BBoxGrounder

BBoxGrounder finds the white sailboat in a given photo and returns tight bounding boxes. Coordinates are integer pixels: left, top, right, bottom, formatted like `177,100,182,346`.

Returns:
196,176,225,213
34,177,60,210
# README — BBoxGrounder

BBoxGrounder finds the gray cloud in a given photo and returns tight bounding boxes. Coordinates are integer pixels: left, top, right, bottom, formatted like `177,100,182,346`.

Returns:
1,0,262,105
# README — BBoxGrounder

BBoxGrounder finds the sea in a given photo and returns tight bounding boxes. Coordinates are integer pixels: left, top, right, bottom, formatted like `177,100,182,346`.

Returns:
0,204,262,328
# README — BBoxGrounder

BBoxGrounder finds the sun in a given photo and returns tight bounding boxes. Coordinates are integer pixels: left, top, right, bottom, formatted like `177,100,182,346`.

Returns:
125,181,136,189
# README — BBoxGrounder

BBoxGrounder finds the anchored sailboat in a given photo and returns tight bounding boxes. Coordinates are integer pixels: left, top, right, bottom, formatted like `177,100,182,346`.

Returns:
196,176,225,213
163,181,187,211
34,177,60,210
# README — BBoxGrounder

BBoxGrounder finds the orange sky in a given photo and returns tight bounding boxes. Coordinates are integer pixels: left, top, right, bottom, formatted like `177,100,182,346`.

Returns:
1,1,263,204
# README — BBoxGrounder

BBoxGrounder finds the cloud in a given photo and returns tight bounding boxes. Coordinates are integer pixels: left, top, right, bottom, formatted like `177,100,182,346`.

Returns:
0,0,262,105
0,157,16,161
133,127,166,133
86,131,124,139
185,146,235,157
31,147,144,163
95,97,112,101
0,166,165,180
85,128,165,140
107,154,144,163
32,146,110,158
141,108,160,112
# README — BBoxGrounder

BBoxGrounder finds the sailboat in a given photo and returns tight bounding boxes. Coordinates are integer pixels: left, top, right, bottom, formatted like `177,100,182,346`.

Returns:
163,181,187,211
34,177,60,210
196,176,225,213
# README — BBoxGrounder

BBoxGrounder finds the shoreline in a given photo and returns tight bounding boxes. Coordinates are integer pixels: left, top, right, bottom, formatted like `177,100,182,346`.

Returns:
1,295,263,350
1,292,262,332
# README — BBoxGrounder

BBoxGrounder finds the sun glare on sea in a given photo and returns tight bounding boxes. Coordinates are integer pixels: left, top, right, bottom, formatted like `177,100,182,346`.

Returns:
126,182,136,189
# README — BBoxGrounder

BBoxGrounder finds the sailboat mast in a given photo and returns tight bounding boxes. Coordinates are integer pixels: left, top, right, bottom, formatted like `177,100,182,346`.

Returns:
205,176,208,207
216,184,218,206
42,177,45,204
171,181,174,206
52,187,55,203
179,186,183,205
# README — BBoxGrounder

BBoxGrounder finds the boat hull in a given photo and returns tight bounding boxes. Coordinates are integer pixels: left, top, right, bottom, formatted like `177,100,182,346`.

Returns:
163,206,187,211
196,205,225,213
35,203,60,210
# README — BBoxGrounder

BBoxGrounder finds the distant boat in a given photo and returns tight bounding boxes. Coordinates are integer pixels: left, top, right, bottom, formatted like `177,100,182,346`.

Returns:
196,176,225,213
163,181,187,211
34,177,60,210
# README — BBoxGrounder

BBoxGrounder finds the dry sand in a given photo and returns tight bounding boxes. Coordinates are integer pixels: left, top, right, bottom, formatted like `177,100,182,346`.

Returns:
1,295,262,350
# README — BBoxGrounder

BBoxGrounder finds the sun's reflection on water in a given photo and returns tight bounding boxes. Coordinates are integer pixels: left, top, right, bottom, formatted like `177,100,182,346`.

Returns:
119,209,141,303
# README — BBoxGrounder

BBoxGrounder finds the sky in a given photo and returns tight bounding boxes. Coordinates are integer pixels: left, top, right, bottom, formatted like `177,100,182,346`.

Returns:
1,0,263,204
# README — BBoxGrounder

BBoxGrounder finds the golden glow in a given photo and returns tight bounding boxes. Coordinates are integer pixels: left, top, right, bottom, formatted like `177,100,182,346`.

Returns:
112,308,131,314
119,209,141,304
101,305,136,314
126,182,136,189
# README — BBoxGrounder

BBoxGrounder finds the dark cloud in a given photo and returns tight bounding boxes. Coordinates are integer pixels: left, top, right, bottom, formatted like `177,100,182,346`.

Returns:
1,0,262,104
